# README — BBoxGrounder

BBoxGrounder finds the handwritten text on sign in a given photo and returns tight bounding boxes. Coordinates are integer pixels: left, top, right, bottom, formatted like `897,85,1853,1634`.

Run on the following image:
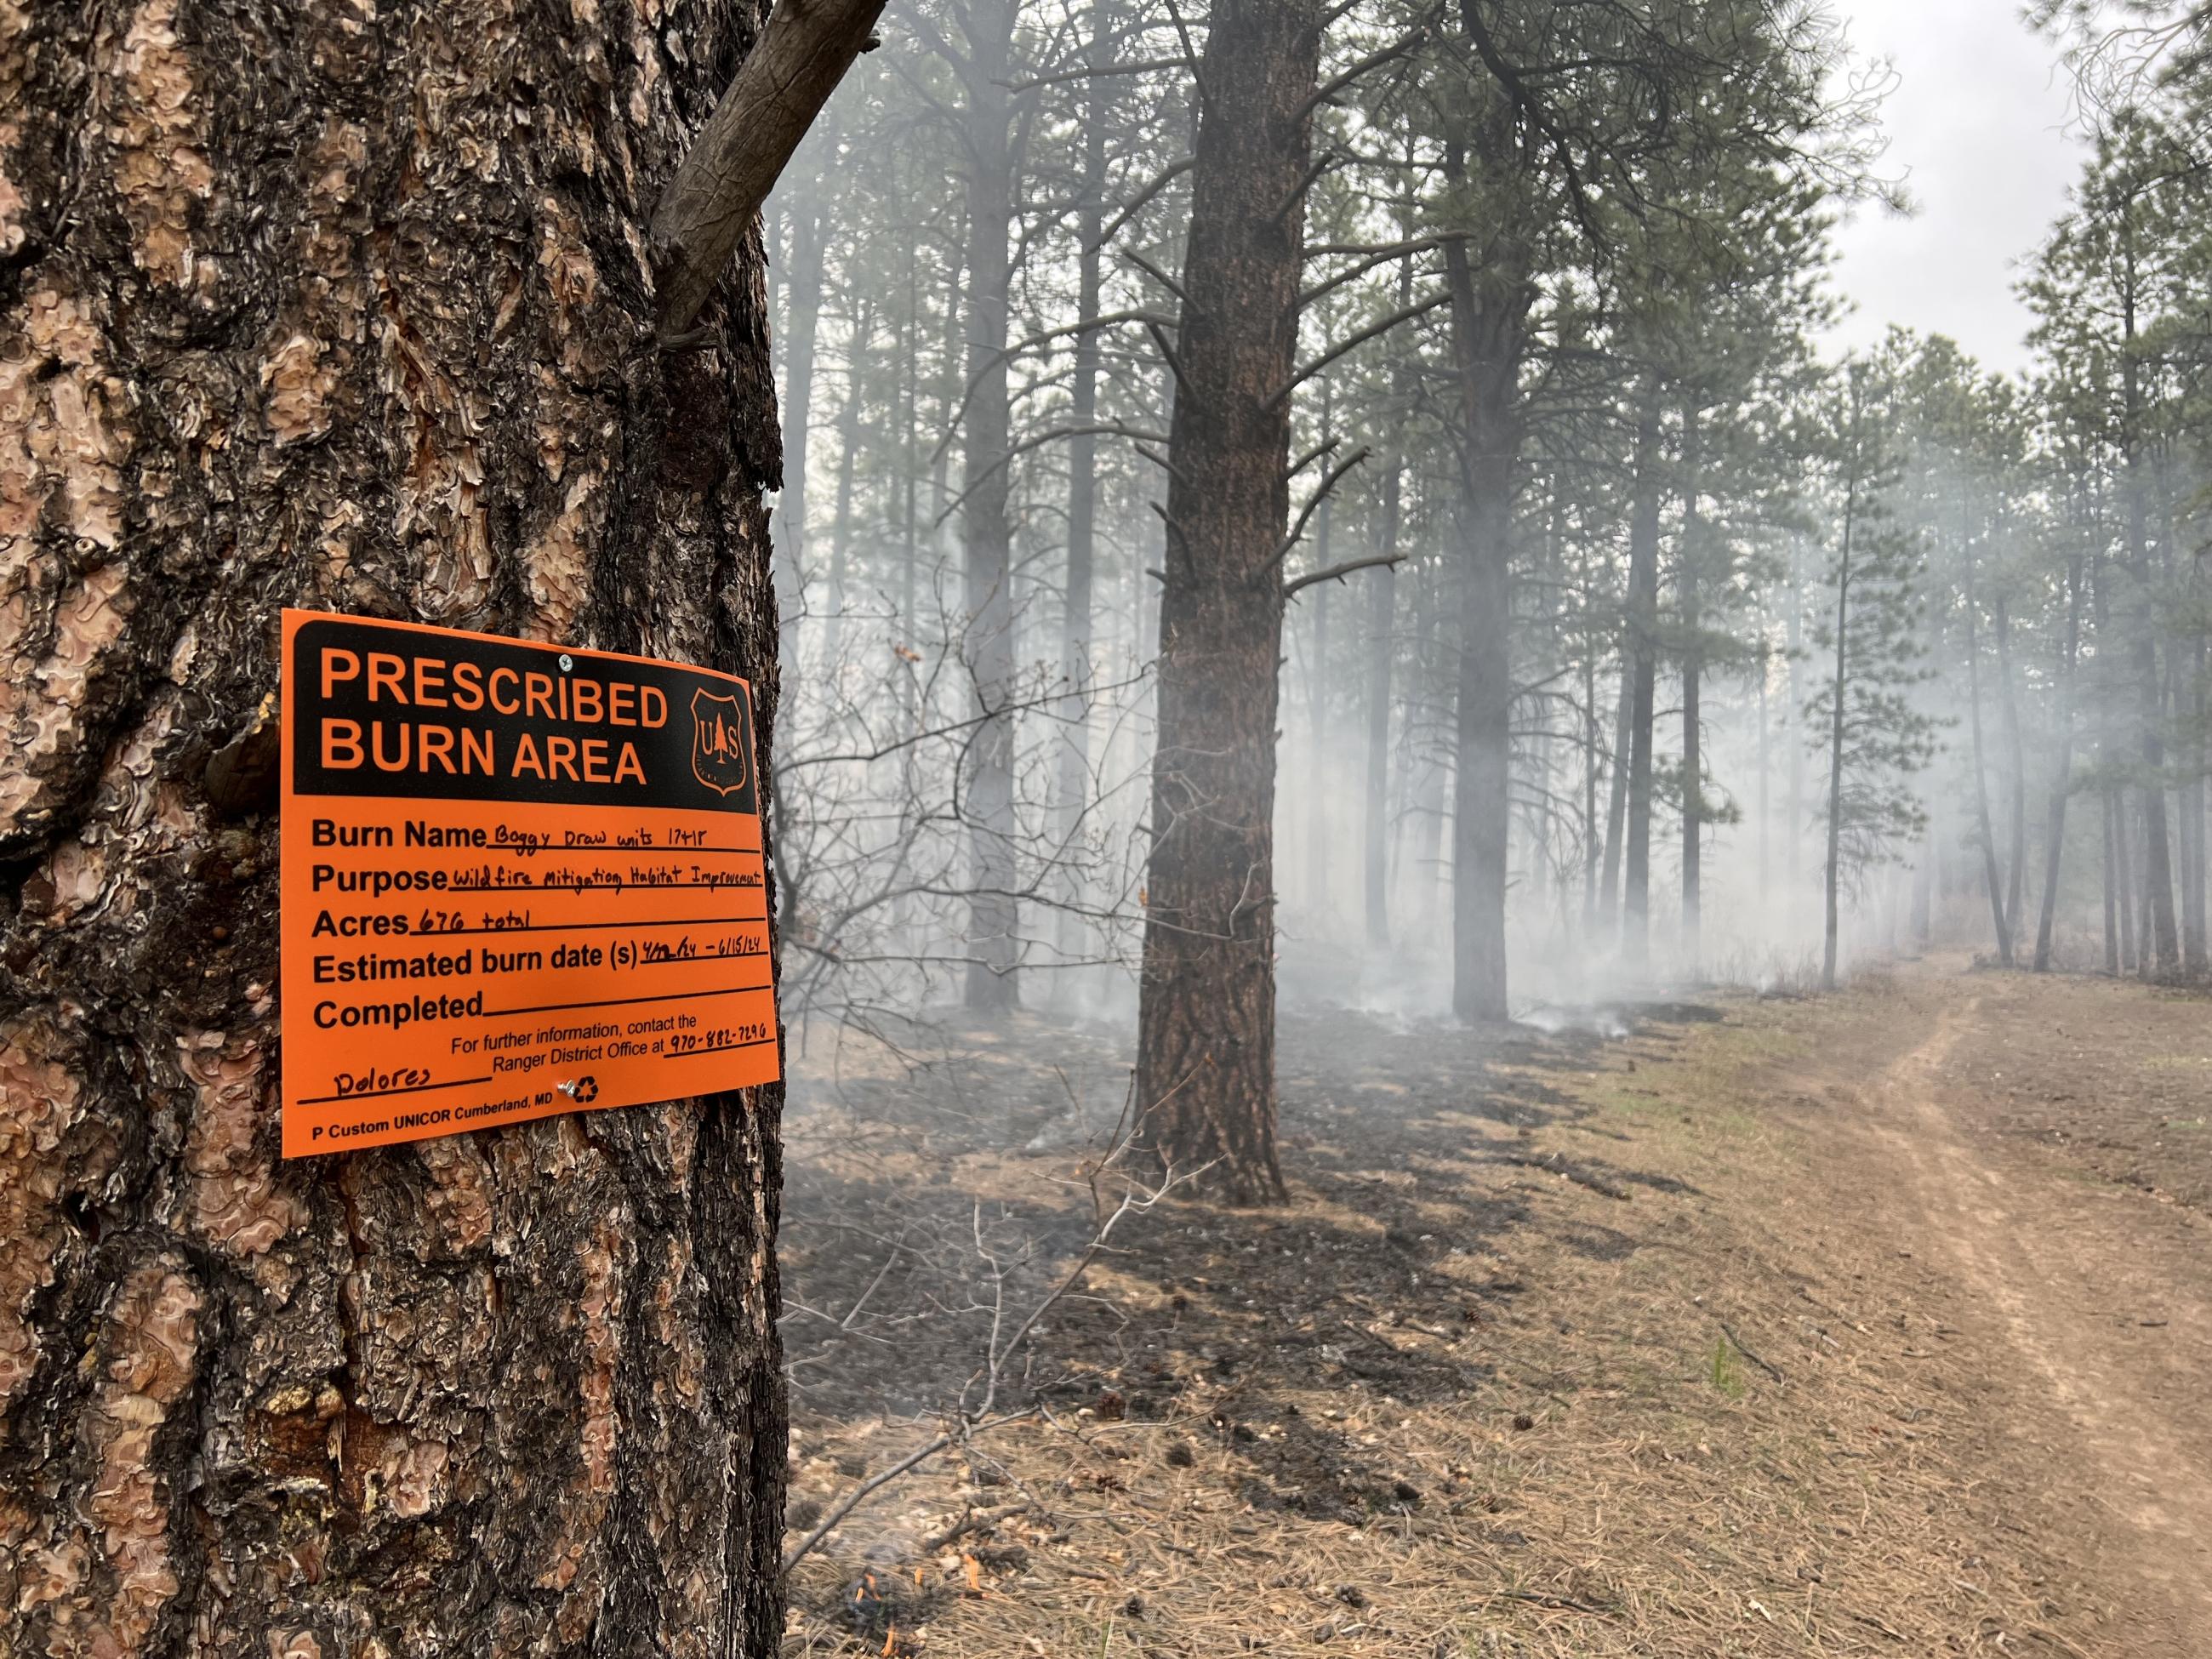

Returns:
279,609,781,1157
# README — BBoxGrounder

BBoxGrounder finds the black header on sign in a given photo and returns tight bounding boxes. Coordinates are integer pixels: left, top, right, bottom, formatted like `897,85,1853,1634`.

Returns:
289,615,761,813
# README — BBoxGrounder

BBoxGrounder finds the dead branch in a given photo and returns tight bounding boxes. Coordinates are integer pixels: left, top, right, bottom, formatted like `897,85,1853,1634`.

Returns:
1719,1320,1787,1383
1270,446,1372,568
652,0,887,341
1263,292,1450,409
1283,551,1402,600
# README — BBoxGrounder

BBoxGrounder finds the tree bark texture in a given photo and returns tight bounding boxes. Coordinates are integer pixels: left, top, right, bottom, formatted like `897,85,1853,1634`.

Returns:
0,3,788,1653
1133,0,1319,1205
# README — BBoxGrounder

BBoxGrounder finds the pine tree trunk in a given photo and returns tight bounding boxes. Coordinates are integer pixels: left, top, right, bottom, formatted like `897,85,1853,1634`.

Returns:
1363,458,1401,949
780,174,827,655
2185,621,2209,978
2034,553,2084,972
0,2,789,1653
1622,385,1664,966
1133,0,1319,1203
1964,544,2014,966
1053,0,1114,975
1995,594,2027,948
1599,669,1630,925
1440,227,1527,1023
959,0,1021,1011
1678,404,1703,972
1824,487,1856,992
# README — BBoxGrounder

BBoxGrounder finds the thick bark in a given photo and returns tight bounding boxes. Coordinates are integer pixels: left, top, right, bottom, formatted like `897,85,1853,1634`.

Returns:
1133,0,1319,1203
958,0,1022,1010
1440,230,1528,1023
1622,385,1664,965
0,3,788,1655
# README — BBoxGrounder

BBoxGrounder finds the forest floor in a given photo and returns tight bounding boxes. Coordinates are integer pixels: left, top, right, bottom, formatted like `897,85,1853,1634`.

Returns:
774,960,2212,1657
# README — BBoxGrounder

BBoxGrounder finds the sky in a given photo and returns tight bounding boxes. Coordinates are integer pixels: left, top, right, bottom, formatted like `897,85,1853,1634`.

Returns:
1823,0,2089,373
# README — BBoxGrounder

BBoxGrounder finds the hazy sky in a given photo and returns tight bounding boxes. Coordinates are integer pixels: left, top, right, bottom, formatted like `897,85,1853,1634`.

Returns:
1823,0,2088,373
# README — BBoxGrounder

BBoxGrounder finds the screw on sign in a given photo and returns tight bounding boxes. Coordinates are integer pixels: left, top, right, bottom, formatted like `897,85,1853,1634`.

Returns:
560,1076,600,1103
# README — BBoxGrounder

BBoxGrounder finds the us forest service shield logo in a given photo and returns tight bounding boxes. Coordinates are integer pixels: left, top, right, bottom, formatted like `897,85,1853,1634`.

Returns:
689,687,751,796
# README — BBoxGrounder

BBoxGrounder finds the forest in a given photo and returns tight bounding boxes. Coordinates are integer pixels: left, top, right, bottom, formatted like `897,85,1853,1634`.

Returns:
761,0,2210,1198
4,0,2211,1655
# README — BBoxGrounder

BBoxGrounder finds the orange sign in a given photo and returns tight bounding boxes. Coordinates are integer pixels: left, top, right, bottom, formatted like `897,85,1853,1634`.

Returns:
279,609,780,1157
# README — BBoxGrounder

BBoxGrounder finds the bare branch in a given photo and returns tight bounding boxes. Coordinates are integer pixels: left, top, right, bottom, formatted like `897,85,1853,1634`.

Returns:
1270,445,1371,568
652,0,888,341
1263,292,1449,409
1283,550,1403,599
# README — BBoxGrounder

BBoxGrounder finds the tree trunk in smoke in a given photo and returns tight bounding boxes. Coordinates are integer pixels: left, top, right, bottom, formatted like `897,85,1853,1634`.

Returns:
1409,558,1449,922
1757,636,1771,908
1679,403,1703,971
1441,215,1529,1024
0,1,790,1651
2119,268,2180,978
1964,541,2014,966
2111,790,2134,972
1599,669,1629,924
2186,616,2209,977
1133,0,1319,1203
1365,453,1402,948
1786,538,1806,898
960,0,1022,1011
1824,491,1856,992
1583,631,1602,926
1995,592,2027,948
1364,255,1414,950
781,168,827,654
822,296,869,675
1622,383,1664,966
1056,0,1115,968
1305,483,1334,911
2035,552,2085,972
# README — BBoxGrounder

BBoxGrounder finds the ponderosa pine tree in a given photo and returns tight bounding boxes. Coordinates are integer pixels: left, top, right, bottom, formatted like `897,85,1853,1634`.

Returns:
1133,0,1322,1203
1808,351,1939,989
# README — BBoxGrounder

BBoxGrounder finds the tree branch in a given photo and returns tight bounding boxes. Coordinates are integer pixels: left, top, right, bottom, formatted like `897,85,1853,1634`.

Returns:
1263,292,1448,409
1283,550,1402,599
652,0,888,341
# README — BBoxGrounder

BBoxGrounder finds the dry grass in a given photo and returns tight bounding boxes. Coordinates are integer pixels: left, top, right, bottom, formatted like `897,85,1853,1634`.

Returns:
777,989,2107,1657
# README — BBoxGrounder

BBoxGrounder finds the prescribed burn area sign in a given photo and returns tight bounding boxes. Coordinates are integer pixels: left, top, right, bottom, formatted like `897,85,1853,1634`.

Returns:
279,609,780,1158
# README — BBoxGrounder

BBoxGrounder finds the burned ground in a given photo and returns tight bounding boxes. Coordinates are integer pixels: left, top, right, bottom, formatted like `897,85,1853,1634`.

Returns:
771,966,2211,1656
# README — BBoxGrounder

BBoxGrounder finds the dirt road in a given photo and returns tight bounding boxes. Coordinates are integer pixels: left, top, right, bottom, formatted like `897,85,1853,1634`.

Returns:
1794,969,2212,1654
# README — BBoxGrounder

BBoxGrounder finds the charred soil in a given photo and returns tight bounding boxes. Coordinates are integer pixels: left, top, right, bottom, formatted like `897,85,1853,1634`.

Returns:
777,966,2212,1656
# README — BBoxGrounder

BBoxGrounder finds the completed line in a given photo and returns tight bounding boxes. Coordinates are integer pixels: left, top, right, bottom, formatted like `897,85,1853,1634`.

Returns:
484,983,774,1018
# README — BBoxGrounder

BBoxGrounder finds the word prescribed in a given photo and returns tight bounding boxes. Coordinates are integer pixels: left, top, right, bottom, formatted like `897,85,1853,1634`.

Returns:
279,609,781,1157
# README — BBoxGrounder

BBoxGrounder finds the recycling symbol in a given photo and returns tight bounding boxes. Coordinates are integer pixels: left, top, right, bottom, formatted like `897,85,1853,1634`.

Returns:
563,1075,600,1104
